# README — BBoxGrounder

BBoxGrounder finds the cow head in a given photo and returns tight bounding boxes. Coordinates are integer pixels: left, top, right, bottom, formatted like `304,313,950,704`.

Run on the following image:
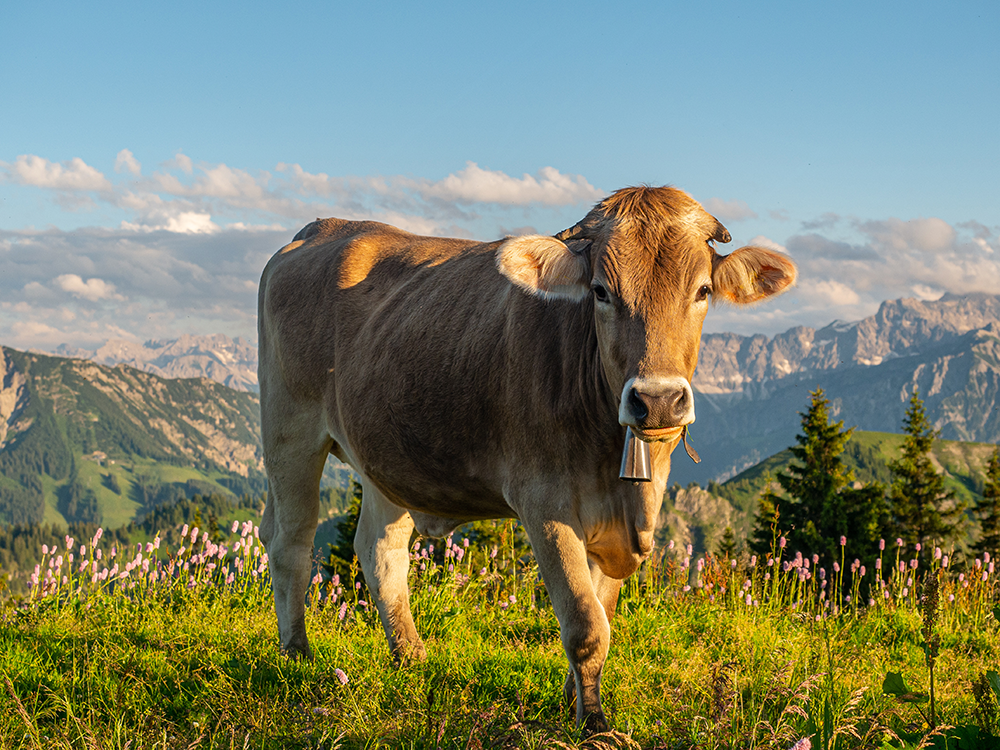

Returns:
497,186,797,440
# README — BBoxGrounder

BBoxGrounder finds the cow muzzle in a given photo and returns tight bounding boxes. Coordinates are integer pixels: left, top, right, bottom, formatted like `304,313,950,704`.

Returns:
617,376,697,483
618,376,695,439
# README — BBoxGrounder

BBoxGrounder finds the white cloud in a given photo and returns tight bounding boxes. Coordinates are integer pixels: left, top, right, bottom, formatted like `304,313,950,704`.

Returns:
796,278,861,306
115,149,142,176
276,162,333,195
703,197,758,223
3,155,111,191
54,274,122,301
418,163,603,206
859,217,956,253
166,212,219,234
745,235,787,253
166,152,194,174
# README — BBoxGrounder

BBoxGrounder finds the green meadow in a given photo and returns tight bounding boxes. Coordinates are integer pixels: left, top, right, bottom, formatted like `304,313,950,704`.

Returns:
2,519,1000,750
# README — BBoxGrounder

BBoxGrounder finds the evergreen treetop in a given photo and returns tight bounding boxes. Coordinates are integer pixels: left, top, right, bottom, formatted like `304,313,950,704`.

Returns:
888,391,964,557
973,446,1000,557
750,388,886,566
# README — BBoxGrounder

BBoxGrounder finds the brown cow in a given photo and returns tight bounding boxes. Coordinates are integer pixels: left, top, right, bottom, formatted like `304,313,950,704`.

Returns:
257,186,796,732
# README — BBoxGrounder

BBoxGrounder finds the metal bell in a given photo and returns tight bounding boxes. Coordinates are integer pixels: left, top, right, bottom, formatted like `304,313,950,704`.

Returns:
619,427,652,482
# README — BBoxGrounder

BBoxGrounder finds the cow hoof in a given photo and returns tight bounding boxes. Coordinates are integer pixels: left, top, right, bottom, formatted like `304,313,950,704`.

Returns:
392,640,428,666
281,638,314,661
582,710,610,737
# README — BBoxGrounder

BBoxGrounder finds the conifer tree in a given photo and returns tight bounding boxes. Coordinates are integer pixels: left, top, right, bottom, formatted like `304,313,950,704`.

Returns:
748,475,781,556
717,525,737,558
973,446,1000,557
888,391,964,558
322,478,363,578
750,388,886,565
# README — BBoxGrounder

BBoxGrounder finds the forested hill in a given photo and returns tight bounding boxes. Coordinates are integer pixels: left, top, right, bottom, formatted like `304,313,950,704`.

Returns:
0,346,265,527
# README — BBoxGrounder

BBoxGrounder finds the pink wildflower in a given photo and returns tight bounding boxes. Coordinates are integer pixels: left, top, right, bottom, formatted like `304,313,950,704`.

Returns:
790,738,812,750
231,520,239,534
335,668,349,685
840,536,846,547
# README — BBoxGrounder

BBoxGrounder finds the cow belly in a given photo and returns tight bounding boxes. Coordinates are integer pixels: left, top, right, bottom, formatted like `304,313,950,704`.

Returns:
363,463,513,521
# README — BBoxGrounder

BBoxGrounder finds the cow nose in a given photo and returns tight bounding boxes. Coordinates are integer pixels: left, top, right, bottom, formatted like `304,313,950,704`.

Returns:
619,376,695,430
627,387,648,422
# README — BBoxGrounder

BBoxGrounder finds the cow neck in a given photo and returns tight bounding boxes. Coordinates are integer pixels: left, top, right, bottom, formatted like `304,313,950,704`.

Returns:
543,295,621,449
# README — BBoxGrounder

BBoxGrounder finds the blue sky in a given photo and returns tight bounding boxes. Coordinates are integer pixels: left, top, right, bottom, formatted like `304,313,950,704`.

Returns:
2,1,999,350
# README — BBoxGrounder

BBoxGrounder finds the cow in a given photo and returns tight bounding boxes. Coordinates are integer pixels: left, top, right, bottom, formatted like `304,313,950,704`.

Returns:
257,185,796,732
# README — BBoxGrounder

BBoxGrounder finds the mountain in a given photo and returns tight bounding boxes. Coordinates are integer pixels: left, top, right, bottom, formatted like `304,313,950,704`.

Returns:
0,346,266,527
672,293,1000,486
51,334,258,392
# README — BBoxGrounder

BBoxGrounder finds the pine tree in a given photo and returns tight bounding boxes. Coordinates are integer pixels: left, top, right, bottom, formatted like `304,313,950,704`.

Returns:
888,391,964,559
717,525,737,558
748,475,781,556
751,388,886,565
973,446,1000,557
322,478,363,579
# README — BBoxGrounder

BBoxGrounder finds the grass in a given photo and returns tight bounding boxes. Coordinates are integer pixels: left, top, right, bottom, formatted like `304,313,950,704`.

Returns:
2,525,1000,749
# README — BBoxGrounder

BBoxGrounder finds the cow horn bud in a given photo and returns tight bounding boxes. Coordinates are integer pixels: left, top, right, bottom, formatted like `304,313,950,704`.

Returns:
619,427,652,483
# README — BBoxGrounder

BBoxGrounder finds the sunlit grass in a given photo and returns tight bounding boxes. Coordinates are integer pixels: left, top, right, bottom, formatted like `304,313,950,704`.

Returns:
2,524,1000,748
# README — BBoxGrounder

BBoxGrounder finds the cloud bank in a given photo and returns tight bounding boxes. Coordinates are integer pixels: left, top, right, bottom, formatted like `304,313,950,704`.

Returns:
2,150,998,349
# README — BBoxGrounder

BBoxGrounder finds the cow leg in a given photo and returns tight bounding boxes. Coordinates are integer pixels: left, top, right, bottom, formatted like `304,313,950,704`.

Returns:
564,559,623,712
523,516,611,734
354,481,427,663
259,408,329,661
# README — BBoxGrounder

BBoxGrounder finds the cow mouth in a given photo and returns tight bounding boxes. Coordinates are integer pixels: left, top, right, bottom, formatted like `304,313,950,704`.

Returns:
630,425,685,442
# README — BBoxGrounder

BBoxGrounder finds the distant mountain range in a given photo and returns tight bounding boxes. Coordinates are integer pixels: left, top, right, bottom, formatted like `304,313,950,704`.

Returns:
50,334,259,392
673,292,1000,485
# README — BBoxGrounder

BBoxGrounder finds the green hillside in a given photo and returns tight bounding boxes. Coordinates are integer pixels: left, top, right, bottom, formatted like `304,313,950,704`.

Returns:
716,430,997,512
0,346,268,527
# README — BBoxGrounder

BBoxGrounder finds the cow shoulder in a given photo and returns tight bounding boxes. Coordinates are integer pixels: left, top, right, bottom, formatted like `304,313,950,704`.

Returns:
712,245,797,304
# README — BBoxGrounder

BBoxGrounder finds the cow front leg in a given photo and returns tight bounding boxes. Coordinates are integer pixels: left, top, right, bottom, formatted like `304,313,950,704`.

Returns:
564,558,623,713
259,416,329,660
523,516,611,734
354,481,427,663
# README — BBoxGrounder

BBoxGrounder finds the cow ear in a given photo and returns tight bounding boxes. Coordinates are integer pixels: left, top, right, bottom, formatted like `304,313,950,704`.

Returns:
496,235,590,301
712,245,797,304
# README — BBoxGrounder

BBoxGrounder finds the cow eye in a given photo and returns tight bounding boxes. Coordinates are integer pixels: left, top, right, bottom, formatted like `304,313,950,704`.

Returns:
696,284,712,301
592,283,610,303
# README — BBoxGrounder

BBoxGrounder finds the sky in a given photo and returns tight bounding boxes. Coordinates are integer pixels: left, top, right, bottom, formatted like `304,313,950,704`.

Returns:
2,1,999,351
